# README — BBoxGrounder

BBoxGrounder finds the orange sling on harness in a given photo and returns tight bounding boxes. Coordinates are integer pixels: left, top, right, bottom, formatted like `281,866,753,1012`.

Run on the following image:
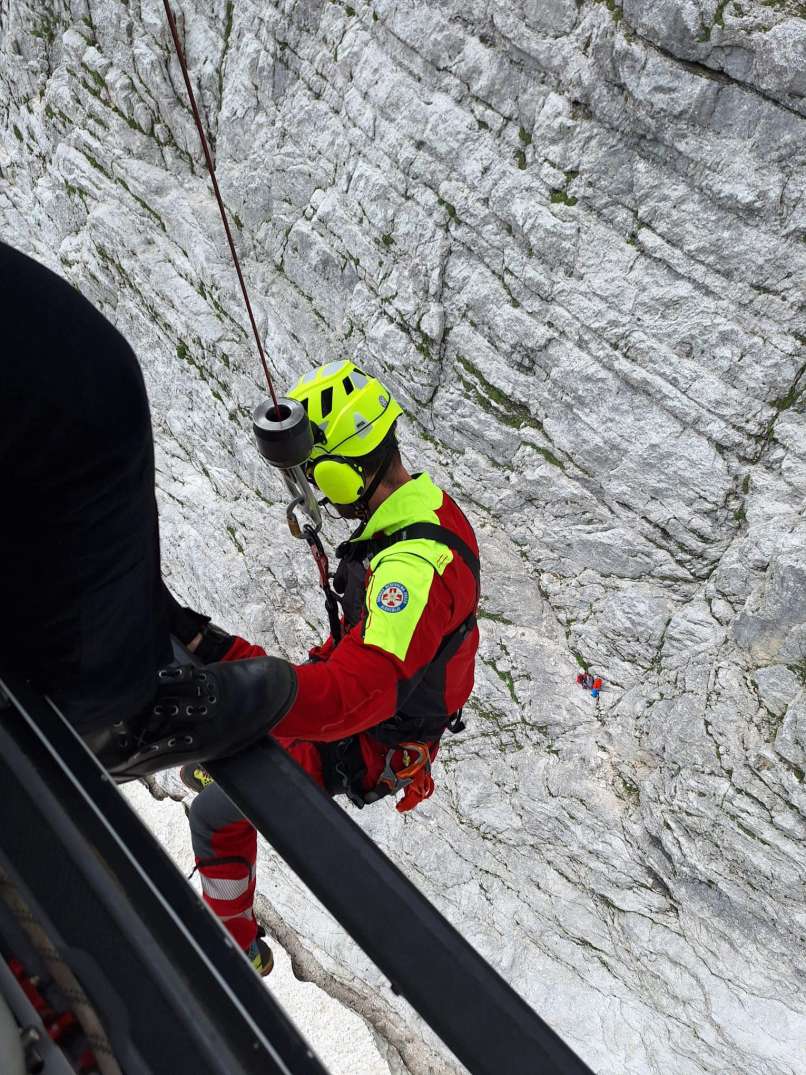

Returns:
369,741,435,812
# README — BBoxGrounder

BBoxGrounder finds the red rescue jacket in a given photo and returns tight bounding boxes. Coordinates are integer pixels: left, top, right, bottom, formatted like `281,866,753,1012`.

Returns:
273,473,480,744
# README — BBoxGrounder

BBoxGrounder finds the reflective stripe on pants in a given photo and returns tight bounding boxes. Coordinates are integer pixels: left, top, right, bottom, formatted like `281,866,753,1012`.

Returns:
187,740,328,950
188,781,258,950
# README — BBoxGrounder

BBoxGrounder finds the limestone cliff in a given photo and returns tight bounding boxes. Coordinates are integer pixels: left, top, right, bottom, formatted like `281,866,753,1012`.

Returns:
2,1,805,1072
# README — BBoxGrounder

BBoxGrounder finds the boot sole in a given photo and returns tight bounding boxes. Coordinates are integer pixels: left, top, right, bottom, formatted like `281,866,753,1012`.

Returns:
179,767,211,794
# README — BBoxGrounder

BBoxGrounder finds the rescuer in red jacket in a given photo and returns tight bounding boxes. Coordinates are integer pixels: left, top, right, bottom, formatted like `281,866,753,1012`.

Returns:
179,361,480,975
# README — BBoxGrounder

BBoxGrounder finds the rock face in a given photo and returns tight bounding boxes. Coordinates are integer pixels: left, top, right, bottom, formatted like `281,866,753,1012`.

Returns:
2,1,805,1072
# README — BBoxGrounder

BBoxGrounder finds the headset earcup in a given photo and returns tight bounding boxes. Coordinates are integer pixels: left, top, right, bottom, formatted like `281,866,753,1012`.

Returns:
312,458,365,505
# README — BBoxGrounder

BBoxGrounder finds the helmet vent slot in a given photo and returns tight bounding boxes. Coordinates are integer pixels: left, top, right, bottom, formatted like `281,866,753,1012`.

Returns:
321,387,334,417
343,377,355,395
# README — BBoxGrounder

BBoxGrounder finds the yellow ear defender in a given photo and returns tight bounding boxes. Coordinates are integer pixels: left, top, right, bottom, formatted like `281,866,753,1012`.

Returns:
308,456,367,506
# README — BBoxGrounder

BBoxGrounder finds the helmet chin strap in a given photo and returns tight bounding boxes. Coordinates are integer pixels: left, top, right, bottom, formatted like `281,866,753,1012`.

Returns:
334,438,397,523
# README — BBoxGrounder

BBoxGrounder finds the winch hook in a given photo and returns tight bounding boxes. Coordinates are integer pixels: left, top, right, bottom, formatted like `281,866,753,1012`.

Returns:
252,397,322,536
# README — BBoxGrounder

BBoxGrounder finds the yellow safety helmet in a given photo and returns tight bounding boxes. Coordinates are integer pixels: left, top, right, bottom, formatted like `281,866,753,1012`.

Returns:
287,361,403,506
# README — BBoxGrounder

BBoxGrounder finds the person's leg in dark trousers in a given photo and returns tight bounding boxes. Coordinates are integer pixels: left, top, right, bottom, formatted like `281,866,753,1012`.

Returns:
0,242,295,774
0,240,171,732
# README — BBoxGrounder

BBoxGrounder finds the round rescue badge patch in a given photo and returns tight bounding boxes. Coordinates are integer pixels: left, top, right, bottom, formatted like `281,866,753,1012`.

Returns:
376,582,409,613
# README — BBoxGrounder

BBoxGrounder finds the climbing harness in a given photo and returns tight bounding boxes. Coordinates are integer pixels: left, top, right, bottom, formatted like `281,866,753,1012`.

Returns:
319,736,436,809
368,741,433,803
315,516,480,807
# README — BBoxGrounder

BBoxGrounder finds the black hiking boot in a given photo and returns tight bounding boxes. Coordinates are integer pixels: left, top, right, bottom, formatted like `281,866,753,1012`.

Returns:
98,657,297,781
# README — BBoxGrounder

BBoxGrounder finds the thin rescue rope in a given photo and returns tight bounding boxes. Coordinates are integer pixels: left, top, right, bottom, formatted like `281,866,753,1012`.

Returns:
162,0,281,414
0,865,123,1075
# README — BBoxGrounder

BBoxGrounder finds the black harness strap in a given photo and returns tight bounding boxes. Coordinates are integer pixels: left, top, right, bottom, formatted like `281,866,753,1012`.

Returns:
321,519,480,782
363,522,481,678
337,523,481,591
339,523,481,751
318,737,368,808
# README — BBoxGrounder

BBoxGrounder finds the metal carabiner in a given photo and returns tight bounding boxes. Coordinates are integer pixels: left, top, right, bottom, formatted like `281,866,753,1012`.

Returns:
377,742,431,795
282,466,322,537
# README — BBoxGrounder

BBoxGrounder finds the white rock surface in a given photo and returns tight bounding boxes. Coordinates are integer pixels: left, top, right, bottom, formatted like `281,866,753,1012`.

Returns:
2,1,805,1072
